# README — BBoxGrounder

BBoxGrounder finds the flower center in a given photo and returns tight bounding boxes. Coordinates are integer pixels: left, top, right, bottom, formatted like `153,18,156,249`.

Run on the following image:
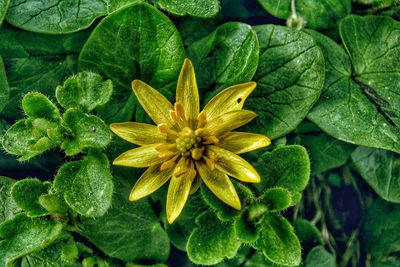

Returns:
176,132,202,157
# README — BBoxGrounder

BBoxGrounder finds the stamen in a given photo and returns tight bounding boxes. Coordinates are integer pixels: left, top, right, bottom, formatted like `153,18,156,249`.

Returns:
158,151,178,160
188,160,197,182
191,147,205,160
194,128,208,137
205,148,217,159
203,156,215,170
170,110,184,129
160,154,179,171
158,123,179,136
173,157,190,177
180,127,193,137
156,143,177,152
203,136,219,145
175,103,188,127
196,111,207,129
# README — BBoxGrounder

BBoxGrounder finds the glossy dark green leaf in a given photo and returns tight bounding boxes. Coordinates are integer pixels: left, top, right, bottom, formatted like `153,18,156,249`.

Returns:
187,22,259,99
300,132,355,174
0,56,9,112
258,0,350,30
187,211,242,265
0,176,20,224
54,150,113,217
256,213,301,266
305,246,335,267
244,25,324,140
107,0,143,13
175,17,216,46
165,192,207,251
0,213,63,266
0,24,89,120
253,145,310,206
352,146,400,203
263,187,291,211
364,198,400,260
11,178,51,217
6,0,107,34
307,19,400,154
78,3,185,123
80,174,170,262
22,92,61,123
61,109,112,156
0,0,9,26
2,119,59,161
56,71,113,113
157,0,219,18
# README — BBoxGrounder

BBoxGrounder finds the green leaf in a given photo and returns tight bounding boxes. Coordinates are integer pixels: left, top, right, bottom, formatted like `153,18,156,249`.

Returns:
233,209,259,243
187,211,242,265
352,146,400,203
255,213,301,266
2,119,58,161
253,145,310,206
56,71,113,113
292,219,323,247
200,181,254,221
0,213,63,266
107,0,144,13
54,150,113,217
22,92,62,122
244,25,324,140
6,0,108,34
215,246,251,267
175,17,216,47
0,56,9,112
307,19,400,154
305,246,336,267
11,178,50,217
157,0,219,18
364,198,400,260
243,251,276,267
300,132,355,175
258,0,350,30
165,192,208,251
80,174,170,262
0,176,21,224
38,194,69,214
0,0,10,26
263,187,291,212
187,22,259,99
78,3,185,123
61,109,112,156
0,24,89,120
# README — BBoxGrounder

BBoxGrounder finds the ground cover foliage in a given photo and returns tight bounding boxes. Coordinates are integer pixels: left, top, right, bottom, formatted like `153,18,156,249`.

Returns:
0,0,400,266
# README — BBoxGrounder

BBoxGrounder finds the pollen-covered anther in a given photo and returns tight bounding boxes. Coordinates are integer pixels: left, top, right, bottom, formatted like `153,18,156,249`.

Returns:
191,147,205,160
203,135,219,145
170,110,184,128
174,102,188,127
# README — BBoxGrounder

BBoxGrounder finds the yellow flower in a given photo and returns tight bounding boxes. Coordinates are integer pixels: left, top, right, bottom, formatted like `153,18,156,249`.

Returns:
110,58,271,224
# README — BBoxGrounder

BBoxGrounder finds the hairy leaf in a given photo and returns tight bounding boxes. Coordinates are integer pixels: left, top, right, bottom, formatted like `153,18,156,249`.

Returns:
78,3,185,123
187,22,259,99
255,213,301,266
305,246,336,267
80,174,170,262
61,109,112,156
245,25,324,140
0,213,63,266
0,24,89,120
157,0,219,18
6,0,107,34
253,145,310,206
0,176,20,224
56,71,113,113
187,211,241,265
263,187,291,211
22,92,61,123
0,0,9,26
11,178,50,217
352,146,400,203
307,18,400,153
54,150,113,217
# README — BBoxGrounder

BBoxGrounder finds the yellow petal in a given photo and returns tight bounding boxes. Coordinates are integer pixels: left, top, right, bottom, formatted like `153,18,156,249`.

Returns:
203,82,256,122
209,145,260,183
132,80,175,127
110,122,166,146
176,58,200,129
113,143,164,167
129,164,173,201
219,132,271,154
205,110,257,137
195,160,241,210
166,173,192,224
